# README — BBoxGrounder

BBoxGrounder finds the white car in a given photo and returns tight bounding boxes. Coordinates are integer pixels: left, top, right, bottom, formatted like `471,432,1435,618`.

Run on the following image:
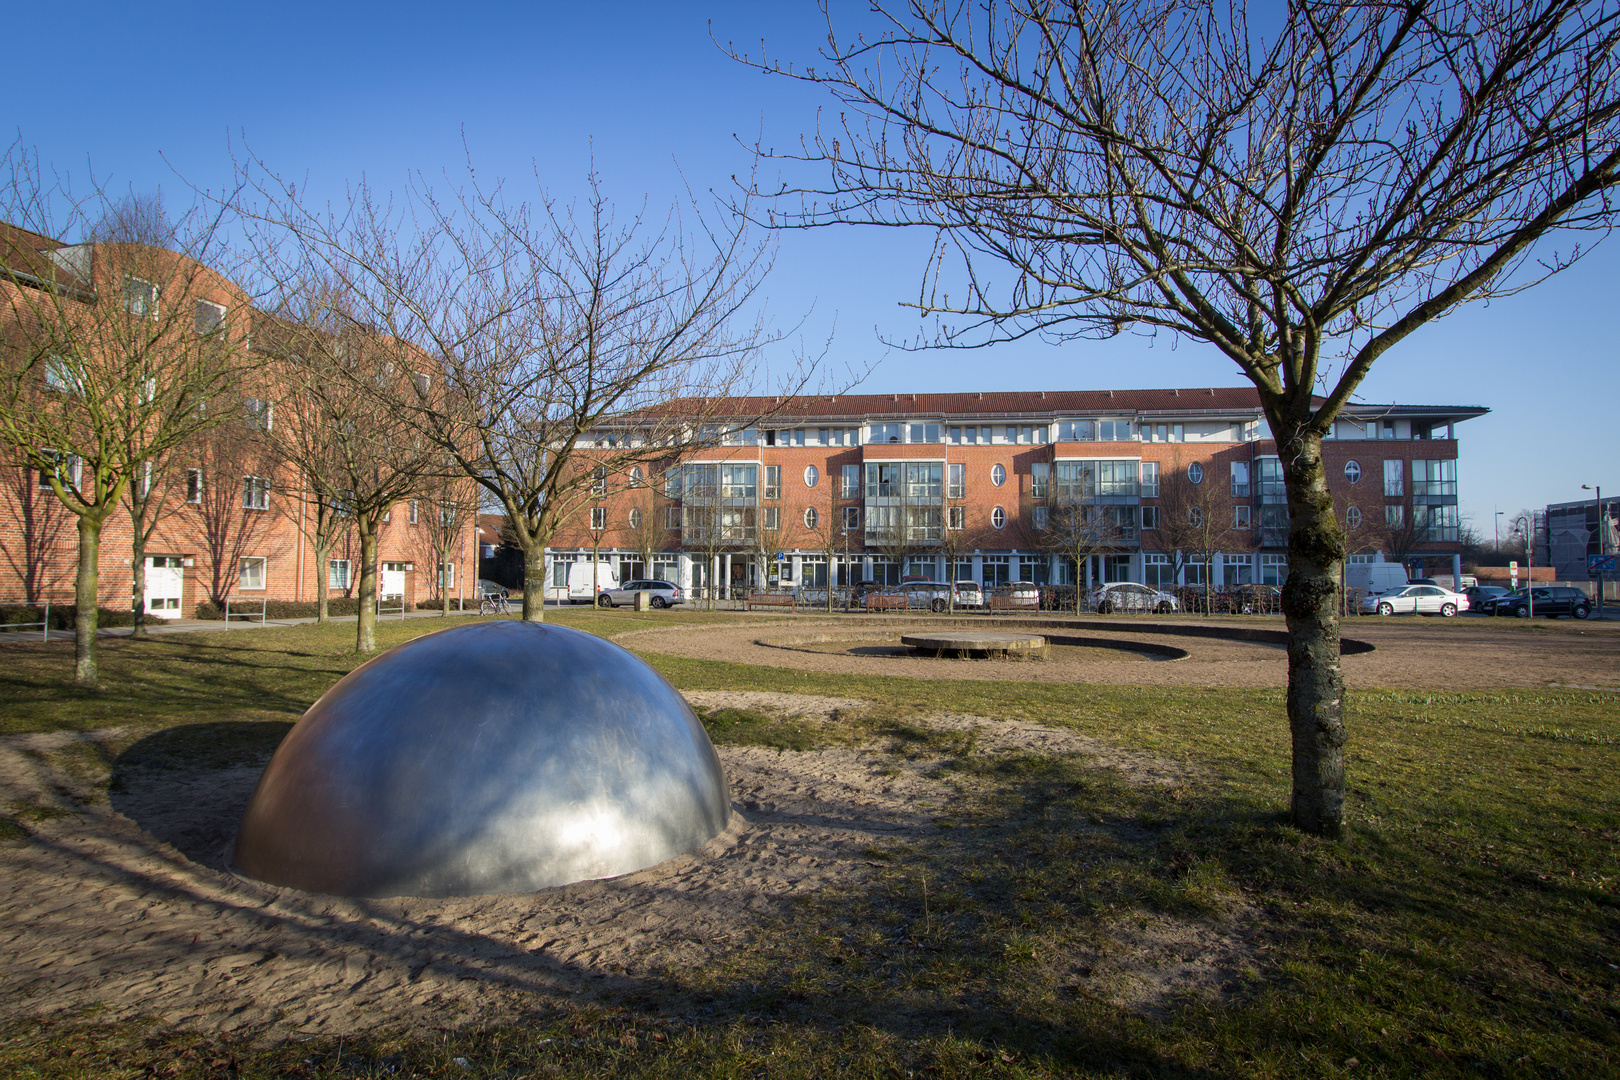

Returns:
1361,584,1469,617
952,580,984,608
1090,581,1179,614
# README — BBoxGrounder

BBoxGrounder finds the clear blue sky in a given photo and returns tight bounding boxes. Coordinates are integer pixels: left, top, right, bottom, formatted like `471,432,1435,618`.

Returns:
8,2,1614,537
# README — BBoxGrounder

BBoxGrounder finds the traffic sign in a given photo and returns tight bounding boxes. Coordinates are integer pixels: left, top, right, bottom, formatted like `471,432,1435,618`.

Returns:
1510,559,1519,587
773,551,786,562
1591,553,1616,575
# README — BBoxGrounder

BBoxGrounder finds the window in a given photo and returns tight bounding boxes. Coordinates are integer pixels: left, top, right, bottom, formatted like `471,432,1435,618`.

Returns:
804,507,819,529
413,372,432,396
186,468,203,504
409,499,419,524
329,559,351,589
590,507,606,531
1034,506,1049,530
1234,504,1251,529
629,466,644,487
720,464,757,498
868,422,902,444
124,276,158,317
43,355,83,394
949,462,966,499
1385,504,1405,527
1416,503,1460,541
948,505,965,530
1140,461,1159,498
1144,553,1172,589
1411,458,1457,497
1230,461,1250,497
991,506,1007,529
908,422,942,444
245,397,273,431
1141,505,1160,530
764,465,781,499
1261,554,1288,586
1031,463,1049,499
552,560,570,588
439,562,455,589
195,300,225,334
1099,419,1134,441
841,464,860,499
1344,460,1362,484
37,449,81,492
802,465,818,489
665,506,682,530
1346,505,1363,528
593,466,608,495
137,460,152,498
239,556,266,591
440,502,456,526
1056,420,1093,441
1189,506,1204,526
1187,462,1204,484
991,463,1007,487
242,476,269,511
843,506,860,531
762,507,780,531
628,508,643,529
1383,460,1405,497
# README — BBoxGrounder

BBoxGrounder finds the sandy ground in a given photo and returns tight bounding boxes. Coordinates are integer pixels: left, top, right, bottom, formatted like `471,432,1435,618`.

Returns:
0,692,1259,1038
621,615,1620,690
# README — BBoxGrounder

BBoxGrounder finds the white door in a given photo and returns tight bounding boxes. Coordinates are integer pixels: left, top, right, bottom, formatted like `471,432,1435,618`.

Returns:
144,556,184,619
1413,586,1444,614
381,562,407,600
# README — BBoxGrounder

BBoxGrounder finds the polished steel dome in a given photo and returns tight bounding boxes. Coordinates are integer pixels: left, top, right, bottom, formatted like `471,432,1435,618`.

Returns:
233,620,730,898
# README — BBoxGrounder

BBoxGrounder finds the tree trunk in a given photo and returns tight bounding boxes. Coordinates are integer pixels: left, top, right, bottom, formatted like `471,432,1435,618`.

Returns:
355,519,379,654
74,514,101,688
314,537,330,623
441,543,452,616
522,543,547,622
1276,424,1348,836
130,514,149,638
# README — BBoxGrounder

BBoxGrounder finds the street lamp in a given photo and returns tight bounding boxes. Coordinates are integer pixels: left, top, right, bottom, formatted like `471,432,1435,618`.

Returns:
1494,509,1503,551
1582,484,1605,615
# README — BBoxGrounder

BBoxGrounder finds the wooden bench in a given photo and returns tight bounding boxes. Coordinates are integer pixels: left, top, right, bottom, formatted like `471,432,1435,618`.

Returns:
987,596,1036,613
864,594,908,612
746,593,797,612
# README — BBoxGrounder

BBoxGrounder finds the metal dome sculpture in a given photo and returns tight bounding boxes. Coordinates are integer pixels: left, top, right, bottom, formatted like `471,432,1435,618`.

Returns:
233,621,730,898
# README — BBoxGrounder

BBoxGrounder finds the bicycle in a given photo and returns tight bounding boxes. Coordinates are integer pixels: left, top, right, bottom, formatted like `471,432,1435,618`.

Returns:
479,593,514,616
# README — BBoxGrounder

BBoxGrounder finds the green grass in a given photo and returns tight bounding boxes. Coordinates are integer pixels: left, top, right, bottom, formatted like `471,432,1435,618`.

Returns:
0,612,1617,1078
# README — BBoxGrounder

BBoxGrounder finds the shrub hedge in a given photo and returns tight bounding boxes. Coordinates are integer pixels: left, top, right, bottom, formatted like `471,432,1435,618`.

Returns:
192,597,417,621
0,604,136,630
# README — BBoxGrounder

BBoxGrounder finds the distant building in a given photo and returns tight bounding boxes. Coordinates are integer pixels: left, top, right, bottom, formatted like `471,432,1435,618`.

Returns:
1544,494,1620,585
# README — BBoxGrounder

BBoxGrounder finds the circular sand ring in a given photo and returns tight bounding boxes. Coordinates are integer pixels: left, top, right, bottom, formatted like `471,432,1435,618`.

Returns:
900,630,1047,658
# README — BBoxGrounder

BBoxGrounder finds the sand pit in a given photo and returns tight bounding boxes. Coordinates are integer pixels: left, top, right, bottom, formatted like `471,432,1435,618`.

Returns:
0,693,1253,1039
622,616,1620,690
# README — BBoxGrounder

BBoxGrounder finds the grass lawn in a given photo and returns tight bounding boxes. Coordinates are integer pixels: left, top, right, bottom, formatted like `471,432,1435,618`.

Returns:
0,612,1616,1078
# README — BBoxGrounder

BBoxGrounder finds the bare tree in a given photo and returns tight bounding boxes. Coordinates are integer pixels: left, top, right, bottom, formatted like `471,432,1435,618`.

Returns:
238,161,815,623
1037,461,1133,612
186,415,277,611
0,152,244,685
739,0,1620,833
1153,453,1245,612
623,470,674,583
254,286,438,652
413,463,481,615
123,449,183,635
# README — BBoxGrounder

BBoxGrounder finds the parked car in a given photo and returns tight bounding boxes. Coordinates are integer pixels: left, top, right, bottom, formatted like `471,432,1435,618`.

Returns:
1490,586,1592,619
1408,577,1440,587
1227,583,1283,615
596,579,685,608
992,581,1040,609
899,580,956,612
1090,581,1178,614
476,579,509,599
1361,583,1469,616
1465,585,1509,611
953,581,984,608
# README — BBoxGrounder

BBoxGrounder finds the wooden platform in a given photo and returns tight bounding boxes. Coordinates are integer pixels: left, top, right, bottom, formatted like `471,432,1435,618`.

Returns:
900,631,1047,657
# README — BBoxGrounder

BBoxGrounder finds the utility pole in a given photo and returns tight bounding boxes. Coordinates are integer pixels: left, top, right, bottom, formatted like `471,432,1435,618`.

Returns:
1584,484,1605,616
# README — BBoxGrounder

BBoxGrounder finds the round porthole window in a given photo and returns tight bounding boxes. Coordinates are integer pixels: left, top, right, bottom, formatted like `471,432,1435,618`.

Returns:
804,507,818,529
991,506,1007,529
1344,460,1362,484
628,508,642,529
991,464,1006,487
804,465,819,488
1188,463,1204,484
1346,506,1362,528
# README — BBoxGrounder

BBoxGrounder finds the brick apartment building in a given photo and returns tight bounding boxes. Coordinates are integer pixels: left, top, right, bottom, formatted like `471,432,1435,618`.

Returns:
1,223,478,619
541,389,1487,598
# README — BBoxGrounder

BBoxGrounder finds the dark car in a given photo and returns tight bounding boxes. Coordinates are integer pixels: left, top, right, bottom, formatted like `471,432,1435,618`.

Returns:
1465,585,1509,611
1491,586,1592,619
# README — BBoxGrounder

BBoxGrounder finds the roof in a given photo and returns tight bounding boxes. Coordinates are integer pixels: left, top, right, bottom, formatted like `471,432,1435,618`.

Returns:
661,389,1489,424
0,221,92,294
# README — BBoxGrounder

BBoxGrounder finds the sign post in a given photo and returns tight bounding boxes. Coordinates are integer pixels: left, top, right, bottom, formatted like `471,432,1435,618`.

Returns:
1509,560,1518,589
1591,553,1615,616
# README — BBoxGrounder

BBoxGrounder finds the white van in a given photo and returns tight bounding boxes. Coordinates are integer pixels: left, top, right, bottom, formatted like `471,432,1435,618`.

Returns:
565,561,620,604
1345,563,1408,596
